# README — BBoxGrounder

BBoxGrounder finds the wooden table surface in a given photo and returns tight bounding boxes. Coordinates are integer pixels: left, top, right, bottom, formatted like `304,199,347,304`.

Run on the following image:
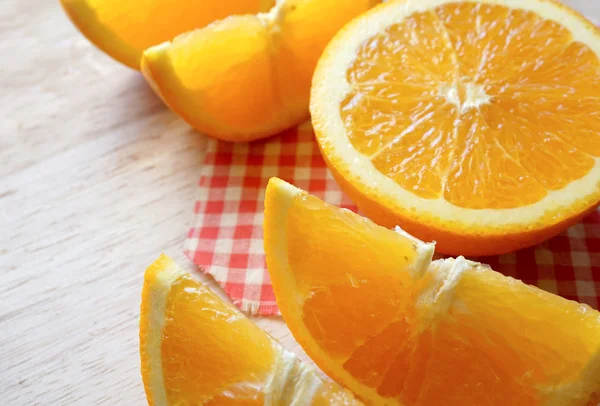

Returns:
2,1,599,404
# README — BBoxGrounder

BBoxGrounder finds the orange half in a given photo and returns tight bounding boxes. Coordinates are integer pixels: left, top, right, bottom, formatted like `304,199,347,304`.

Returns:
264,177,600,405
139,254,362,405
310,0,600,255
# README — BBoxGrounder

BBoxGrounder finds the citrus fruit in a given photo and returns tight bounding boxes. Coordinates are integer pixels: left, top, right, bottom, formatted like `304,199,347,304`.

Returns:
139,254,362,405
60,0,272,69
141,0,378,142
264,177,600,405
310,0,600,255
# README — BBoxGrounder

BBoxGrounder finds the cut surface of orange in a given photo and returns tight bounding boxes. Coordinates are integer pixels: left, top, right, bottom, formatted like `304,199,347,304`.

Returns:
310,0,600,255
139,254,362,405
141,0,378,141
60,0,272,69
264,177,600,406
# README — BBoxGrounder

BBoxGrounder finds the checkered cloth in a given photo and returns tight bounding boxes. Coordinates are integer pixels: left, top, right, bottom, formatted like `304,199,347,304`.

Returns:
184,122,600,315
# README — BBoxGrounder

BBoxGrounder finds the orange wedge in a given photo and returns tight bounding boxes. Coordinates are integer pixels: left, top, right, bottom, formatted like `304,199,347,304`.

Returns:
139,254,362,405
141,0,378,142
264,177,600,405
60,0,272,69
310,0,600,255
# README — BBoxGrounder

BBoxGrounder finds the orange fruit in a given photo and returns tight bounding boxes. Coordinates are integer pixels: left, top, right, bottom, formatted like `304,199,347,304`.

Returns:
310,0,600,256
60,0,272,69
139,254,362,405
264,177,600,405
141,0,378,142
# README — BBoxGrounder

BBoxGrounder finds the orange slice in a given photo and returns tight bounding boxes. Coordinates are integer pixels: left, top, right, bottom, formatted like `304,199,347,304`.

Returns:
141,0,378,142
60,0,272,69
310,0,600,255
264,177,600,405
139,254,362,405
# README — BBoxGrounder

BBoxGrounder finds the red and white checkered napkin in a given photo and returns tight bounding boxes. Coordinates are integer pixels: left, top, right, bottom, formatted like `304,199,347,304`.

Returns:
184,122,600,316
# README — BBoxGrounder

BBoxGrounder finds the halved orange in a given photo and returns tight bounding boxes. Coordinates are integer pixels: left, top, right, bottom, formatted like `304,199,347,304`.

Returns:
264,177,600,405
141,0,378,141
60,0,272,69
310,0,600,255
139,254,362,405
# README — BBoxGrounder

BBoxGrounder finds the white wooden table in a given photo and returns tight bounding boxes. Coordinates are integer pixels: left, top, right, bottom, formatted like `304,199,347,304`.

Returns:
1,1,599,404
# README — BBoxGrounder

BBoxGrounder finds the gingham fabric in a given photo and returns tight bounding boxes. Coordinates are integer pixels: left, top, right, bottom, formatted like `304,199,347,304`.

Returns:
184,122,600,316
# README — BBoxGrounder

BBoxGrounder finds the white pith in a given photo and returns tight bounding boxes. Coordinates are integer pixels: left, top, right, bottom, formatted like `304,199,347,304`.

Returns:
439,81,492,113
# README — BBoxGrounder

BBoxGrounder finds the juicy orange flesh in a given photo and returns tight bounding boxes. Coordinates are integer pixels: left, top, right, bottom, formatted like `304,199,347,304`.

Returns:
285,192,600,404
455,267,600,380
86,0,272,53
287,193,422,361
341,3,600,209
161,274,274,404
164,15,283,131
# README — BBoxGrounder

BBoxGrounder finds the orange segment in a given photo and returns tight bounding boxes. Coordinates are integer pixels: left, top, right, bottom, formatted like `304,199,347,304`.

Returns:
139,254,362,405
142,16,280,140
141,0,378,141
310,0,600,255
60,0,272,69
263,178,600,406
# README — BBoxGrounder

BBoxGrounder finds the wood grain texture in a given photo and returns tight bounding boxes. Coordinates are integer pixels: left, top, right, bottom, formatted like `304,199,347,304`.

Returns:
1,0,599,404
